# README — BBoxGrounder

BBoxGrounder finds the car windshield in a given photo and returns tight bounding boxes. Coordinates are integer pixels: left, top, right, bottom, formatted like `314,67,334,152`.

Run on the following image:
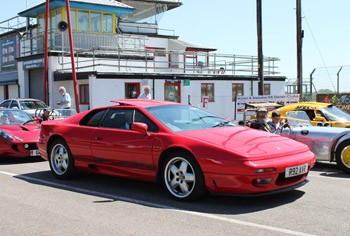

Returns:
286,111,312,127
19,100,47,110
321,106,350,122
0,109,33,126
145,105,236,132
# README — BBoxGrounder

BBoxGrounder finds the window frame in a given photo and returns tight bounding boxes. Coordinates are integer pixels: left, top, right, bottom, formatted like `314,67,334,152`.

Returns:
164,83,181,103
201,83,215,102
232,83,244,101
125,83,140,99
264,83,271,95
37,8,116,35
79,84,89,105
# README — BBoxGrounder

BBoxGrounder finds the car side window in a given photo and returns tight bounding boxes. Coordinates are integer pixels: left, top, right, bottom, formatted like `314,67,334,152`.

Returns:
79,109,106,127
134,109,159,133
305,110,315,121
9,101,19,109
100,109,133,130
0,100,10,108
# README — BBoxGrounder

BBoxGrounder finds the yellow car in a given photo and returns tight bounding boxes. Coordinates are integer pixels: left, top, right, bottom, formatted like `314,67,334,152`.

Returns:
277,102,350,128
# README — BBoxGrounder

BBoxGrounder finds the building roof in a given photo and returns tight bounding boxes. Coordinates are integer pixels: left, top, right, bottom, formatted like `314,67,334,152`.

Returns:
169,39,217,51
19,0,134,18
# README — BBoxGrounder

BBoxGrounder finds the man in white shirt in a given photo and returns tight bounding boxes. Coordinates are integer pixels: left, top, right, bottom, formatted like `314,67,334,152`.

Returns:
58,86,71,109
138,86,152,99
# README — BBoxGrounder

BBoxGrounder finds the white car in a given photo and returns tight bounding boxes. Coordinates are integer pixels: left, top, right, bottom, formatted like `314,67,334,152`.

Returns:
0,98,48,118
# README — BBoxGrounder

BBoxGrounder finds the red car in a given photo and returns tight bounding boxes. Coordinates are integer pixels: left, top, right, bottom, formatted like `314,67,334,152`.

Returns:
38,100,315,201
0,108,41,157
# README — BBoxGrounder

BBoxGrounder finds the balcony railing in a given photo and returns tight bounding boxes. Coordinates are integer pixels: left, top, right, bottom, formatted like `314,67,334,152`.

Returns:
20,32,280,76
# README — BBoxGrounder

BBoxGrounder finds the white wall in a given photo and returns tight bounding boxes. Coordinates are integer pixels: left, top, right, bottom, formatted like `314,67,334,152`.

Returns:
8,85,18,98
0,86,4,100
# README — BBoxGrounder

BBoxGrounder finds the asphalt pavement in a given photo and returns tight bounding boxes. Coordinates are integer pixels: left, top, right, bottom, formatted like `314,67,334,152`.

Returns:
0,157,349,236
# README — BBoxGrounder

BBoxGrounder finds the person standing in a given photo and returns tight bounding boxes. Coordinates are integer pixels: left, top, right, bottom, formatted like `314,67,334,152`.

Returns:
138,86,152,99
58,86,71,109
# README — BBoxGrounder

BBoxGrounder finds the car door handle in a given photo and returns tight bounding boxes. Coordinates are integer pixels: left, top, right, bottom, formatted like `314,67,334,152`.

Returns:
95,137,103,140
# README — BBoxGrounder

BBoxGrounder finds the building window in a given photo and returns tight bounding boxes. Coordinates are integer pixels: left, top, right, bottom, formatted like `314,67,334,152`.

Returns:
78,10,89,32
232,83,244,101
38,15,44,34
103,13,113,33
70,9,77,31
164,83,181,103
125,83,140,99
264,84,271,95
146,47,166,57
91,12,101,33
79,84,89,104
201,83,214,102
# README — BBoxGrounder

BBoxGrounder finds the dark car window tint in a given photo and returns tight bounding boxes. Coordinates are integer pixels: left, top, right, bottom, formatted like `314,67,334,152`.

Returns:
100,109,133,130
134,109,159,132
10,101,19,108
80,109,106,127
0,100,10,108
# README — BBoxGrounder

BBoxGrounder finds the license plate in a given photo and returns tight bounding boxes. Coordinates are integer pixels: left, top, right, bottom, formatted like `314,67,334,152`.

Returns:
30,149,40,156
285,163,308,178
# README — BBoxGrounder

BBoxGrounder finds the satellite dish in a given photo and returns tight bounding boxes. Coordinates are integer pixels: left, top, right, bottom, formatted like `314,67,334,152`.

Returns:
57,21,68,32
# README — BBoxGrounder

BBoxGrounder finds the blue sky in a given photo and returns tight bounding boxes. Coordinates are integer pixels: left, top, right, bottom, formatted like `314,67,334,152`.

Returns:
1,0,350,91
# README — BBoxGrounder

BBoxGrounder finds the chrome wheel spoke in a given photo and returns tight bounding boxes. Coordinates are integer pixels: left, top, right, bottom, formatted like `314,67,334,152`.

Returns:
170,165,179,176
179,181,189,194
170,177,179,189
62,161,68,170
184,173,195,182
179,161,188,173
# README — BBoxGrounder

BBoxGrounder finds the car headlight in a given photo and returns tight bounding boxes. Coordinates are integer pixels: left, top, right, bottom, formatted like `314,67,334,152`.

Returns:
0,130,14,141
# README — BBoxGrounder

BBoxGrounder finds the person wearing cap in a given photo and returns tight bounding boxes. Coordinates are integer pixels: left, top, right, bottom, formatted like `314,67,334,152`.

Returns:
268,110,285,134
40,108,51,123
250,107,272,132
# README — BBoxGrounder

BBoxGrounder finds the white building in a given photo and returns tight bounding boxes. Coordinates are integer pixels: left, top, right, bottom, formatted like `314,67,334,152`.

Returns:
0,0,285,119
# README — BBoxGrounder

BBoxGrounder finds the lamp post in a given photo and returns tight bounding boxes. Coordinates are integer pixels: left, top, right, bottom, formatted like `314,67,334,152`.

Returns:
257,0,264,95
296,0,303,99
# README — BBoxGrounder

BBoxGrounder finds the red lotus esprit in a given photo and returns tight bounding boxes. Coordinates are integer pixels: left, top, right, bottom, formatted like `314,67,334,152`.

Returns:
0,108,41,157
38,100,315,201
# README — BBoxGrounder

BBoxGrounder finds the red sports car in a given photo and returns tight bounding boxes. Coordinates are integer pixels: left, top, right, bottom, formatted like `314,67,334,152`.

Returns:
0,108,41,157
38,100,315,201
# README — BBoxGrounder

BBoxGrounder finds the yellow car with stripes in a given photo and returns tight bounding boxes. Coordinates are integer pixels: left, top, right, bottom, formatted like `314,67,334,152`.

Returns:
277,102,350,128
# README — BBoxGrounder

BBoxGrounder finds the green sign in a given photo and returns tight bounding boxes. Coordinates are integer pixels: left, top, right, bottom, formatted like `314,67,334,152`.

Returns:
184,79,190,86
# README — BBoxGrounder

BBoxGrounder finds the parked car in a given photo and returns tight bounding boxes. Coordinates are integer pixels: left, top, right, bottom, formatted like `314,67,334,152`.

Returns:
277,102,350,128
0,98,48,118
38,100,315,201
0,108,41,157
281,111,350,173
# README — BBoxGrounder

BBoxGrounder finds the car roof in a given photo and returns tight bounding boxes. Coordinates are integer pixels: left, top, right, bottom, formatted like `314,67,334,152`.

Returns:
110,99,181,108
283,102,332,109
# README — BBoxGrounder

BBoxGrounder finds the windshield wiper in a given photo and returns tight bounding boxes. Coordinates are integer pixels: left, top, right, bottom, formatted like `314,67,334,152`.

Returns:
213,121,230,128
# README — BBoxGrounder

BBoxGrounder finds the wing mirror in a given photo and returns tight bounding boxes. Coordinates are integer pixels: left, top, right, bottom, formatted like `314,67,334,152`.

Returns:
131,122,149,136
314,116,326,122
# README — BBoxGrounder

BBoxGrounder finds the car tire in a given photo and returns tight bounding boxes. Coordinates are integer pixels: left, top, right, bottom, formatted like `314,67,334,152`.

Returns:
48,138,77,179
161,151,206,201
335,140,350,174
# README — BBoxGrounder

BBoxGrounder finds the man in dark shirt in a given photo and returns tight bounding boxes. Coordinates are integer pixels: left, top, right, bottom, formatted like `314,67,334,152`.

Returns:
250,107,272,132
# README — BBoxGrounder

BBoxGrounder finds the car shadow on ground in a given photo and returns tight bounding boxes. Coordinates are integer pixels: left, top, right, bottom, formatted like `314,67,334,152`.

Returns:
13,169,307,215
0,156,45,165
311,162,350,179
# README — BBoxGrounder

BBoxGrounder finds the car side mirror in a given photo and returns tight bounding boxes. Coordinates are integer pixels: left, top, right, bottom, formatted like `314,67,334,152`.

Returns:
314,116,326,122
131,122,149,136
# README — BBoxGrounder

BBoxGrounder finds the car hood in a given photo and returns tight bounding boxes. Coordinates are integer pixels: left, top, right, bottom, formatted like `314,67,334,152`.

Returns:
1,124,40,142
179,126,310,160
